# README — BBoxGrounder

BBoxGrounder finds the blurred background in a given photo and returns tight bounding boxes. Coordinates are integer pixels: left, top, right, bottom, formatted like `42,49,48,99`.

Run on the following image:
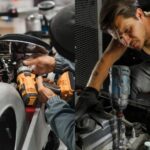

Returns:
0,0,73,34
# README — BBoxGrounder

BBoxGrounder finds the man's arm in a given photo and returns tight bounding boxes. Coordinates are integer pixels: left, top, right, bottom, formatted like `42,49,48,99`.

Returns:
36,77,75,150
23,53,75,75
87,38,127,91
45,96,75,150
75,39,127,120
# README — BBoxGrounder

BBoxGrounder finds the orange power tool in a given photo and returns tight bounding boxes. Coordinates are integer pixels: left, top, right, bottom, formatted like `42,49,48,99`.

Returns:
17,65,38,106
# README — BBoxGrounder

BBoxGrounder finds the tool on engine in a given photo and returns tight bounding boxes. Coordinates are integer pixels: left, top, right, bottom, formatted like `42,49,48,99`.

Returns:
17,65,38,106
109,65,130,150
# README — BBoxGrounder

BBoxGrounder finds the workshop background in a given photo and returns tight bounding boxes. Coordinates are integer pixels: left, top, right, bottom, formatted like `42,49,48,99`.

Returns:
0,0,72,34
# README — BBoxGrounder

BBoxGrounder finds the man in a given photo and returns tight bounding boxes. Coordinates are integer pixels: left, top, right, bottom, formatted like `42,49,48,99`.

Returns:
76,0,150,119
24,3,75,150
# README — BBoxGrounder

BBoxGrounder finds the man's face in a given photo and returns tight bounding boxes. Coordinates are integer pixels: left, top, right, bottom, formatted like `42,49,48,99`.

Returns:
113,15,146,50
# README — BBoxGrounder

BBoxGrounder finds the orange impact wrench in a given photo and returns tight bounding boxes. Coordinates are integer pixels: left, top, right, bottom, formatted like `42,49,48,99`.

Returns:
17,65,38,106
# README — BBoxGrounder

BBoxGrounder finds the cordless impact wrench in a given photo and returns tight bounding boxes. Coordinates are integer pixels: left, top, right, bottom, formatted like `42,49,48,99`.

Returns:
17,65,38,106
109,65,130,150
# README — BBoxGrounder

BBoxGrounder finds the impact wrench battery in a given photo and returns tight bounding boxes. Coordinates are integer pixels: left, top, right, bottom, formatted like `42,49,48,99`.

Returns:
17,65,38,106
57,71,74,100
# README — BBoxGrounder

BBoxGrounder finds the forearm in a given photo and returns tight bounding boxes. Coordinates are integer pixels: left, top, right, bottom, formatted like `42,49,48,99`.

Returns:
87,58,110,91
45,96,75,150
87,39,127,91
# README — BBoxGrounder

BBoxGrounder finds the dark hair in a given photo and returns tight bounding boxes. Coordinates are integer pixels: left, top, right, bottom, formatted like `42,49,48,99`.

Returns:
100,0,137,32
136,0,150,11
